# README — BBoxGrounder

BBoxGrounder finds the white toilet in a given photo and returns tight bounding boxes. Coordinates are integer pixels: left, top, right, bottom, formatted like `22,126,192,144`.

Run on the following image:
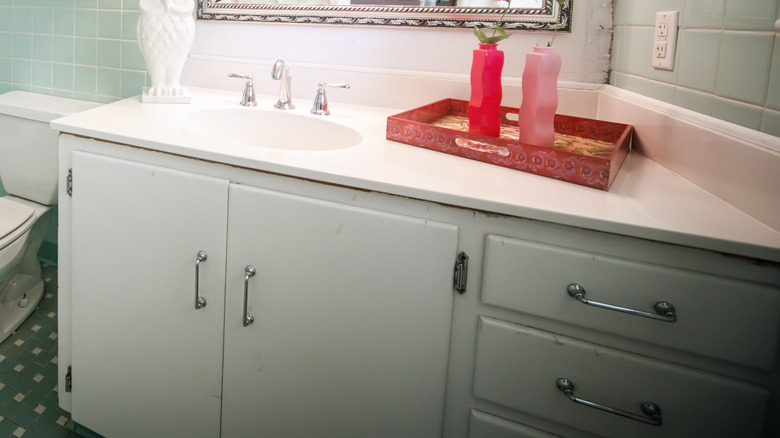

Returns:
0,91,99,344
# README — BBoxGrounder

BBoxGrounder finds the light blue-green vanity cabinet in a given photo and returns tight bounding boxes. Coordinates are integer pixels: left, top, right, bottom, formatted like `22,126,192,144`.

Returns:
55,102,780,438
62,142,458,438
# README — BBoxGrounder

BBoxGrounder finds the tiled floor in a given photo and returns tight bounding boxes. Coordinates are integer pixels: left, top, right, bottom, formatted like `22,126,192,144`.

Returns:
0,264,80,438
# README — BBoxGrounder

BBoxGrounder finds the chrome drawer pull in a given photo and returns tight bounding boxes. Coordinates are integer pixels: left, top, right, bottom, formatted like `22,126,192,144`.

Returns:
194,251,208,310
243,266,256,327
567,284,677,322
556,378,662,426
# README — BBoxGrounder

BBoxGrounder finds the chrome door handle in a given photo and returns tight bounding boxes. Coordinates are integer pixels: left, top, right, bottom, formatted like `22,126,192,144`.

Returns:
243,266,256,327
194,251,208,310
567,284,677,322
556,378,662,426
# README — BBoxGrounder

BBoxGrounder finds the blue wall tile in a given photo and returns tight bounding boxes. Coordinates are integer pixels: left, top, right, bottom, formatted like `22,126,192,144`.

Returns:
0,3,147,103
611,0,780,137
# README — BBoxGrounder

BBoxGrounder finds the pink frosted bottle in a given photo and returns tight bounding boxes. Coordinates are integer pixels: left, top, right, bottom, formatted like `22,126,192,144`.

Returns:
518,46,562,147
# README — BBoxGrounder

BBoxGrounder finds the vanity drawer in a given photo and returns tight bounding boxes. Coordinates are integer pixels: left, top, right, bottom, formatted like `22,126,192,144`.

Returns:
473,316,769,438
469,410,560,438
481,235,780,370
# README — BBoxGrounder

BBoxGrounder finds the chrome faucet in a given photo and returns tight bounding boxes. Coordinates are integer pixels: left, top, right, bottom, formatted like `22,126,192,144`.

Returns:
228,73,257,107
271,60,294,110
310,82,350,115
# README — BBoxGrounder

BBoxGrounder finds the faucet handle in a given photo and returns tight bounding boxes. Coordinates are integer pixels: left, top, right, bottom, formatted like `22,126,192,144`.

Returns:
228,73,257,107
310,82,350,116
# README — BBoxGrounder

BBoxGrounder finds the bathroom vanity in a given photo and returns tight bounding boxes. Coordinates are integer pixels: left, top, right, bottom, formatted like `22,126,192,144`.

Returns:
53,87,780,438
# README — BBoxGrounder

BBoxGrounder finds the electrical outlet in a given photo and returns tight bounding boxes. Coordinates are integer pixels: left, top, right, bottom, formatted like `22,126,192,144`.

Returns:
654,41,667,58
652,11,678,70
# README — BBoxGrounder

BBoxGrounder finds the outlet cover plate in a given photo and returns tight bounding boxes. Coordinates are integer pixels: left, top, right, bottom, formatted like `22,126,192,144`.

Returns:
652,11,678,70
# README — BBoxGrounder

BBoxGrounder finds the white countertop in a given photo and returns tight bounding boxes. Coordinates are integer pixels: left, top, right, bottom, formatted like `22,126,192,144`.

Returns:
51,87,780,263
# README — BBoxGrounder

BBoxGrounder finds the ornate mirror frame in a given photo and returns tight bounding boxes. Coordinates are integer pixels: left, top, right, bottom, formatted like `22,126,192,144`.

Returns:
197,0,572,30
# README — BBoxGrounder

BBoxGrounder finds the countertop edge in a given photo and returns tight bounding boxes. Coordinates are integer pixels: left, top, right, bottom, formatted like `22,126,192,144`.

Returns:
51,88,780,264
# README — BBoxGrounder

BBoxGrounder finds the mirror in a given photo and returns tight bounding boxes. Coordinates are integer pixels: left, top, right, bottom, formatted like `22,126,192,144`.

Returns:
197,0,572,30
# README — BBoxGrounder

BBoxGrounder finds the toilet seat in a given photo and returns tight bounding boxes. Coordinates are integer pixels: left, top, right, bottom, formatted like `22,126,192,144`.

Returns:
0,197,34,247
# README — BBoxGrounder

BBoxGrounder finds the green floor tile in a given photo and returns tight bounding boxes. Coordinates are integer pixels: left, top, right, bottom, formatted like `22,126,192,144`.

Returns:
0,348,22,366
25,422,72,438
39,391,60,411
0,263,74,438
0,418,22,436
17,352,38,369
0,385,17,409
1,370,30,395
29,329,51,344
40,363,56,381
20,385,48,411
33,406,65,429
1,400,39,428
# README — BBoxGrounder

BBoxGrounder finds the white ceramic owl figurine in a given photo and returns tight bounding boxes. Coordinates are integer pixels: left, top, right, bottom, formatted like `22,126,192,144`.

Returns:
137,0,195,103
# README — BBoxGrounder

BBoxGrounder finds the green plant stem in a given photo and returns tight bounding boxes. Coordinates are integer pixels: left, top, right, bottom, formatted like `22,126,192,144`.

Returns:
491,3,511,40
548,0,565,47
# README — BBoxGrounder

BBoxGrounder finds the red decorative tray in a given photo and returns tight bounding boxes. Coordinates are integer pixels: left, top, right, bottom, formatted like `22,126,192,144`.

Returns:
386,99,633,191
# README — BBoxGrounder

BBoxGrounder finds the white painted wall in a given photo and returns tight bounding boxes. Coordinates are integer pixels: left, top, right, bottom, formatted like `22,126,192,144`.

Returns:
183,0,613,107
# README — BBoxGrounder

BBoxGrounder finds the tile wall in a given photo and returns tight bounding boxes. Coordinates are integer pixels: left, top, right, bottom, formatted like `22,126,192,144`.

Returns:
0,0,147,103
4,0,776,136
610,0,780,137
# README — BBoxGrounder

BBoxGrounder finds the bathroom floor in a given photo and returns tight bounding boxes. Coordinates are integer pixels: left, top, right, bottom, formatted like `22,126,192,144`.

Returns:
0,263,81,437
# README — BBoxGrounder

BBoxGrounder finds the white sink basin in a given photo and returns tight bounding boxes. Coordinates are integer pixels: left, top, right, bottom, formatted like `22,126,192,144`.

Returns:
179,108,363,151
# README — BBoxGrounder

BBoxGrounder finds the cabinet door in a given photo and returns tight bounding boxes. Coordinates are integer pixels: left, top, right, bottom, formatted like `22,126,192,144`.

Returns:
222,184,459,438
70,152,228,438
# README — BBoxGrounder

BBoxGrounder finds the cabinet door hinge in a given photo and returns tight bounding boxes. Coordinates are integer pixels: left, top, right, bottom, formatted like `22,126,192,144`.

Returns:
66,168,73,197
454,251,468,294
66,365,72,392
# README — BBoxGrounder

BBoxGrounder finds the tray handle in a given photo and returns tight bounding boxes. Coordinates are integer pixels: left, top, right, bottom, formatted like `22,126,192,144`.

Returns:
454,138,510,157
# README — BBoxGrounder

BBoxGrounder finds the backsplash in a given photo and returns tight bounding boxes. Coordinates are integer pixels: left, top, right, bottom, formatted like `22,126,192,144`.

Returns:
610,0,780,137
0,0,147,102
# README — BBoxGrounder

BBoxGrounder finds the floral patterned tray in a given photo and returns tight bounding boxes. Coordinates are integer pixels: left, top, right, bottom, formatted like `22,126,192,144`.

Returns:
386,99,633,190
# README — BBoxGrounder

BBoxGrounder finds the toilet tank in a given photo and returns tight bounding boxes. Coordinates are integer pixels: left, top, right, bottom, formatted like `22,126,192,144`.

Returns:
0,91,100,205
